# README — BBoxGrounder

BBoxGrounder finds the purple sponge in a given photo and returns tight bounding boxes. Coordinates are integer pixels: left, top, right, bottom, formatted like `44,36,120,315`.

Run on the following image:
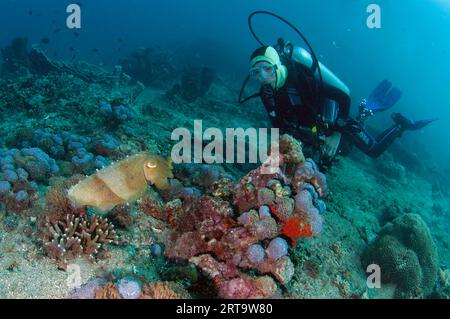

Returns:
247,244,265,265
266,237,289,260
0,180,12,195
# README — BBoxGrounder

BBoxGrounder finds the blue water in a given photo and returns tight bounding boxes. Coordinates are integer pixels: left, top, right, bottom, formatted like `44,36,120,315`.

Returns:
1,0,449,162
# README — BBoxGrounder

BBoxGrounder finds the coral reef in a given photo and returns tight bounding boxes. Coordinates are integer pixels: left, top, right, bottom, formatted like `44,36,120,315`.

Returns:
1,37,30,77
140,281,191,299
140,134,328,298
0,148,47,213
8,128,120,175
98,101,135,127
94,282,121,299
167,65,216,102
73,277,189,299
44,175,85,223
1,32,446,301
42,213,119,266
375,153,406,181
68,278,108,299
361,213,439,298
119,47,177,88
108,204,134,229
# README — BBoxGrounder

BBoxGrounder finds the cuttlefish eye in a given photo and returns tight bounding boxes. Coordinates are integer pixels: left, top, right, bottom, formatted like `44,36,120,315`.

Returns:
146,161,157,169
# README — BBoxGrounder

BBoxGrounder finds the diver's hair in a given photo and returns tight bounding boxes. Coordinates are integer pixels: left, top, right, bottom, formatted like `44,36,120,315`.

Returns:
250,46,269,60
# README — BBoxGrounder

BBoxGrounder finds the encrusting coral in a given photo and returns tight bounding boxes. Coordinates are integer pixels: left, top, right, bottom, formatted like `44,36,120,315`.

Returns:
68,152,173,212
140,134,328,298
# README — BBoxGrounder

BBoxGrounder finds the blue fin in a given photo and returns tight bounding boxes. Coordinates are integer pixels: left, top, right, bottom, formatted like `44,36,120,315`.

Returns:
411,118,438,130
366,80,402,113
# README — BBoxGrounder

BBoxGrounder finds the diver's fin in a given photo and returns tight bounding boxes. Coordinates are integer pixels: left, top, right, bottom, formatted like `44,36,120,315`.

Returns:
392,113,438,131
368,80,392,103
366,80,402,113
380,87,402,111
408,118,439,130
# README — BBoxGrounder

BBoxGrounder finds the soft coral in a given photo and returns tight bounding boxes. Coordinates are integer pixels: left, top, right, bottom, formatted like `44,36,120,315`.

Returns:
282,216,313,247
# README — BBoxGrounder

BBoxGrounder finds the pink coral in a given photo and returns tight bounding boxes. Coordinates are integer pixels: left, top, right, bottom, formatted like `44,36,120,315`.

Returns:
143,134,328,298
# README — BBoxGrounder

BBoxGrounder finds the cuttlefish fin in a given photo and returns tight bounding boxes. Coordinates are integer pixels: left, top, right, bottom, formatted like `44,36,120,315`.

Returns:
153,177,170,190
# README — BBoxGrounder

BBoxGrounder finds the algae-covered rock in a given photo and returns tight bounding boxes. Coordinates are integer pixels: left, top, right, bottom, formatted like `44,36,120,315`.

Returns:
361,213,439,298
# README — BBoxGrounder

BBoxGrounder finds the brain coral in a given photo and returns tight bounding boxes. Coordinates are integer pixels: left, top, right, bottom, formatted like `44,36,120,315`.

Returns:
361,213,439,298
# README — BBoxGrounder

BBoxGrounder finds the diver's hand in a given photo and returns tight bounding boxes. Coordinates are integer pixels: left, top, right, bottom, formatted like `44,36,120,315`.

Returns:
260,83,275,99
392,113,438,131
321,131,342,160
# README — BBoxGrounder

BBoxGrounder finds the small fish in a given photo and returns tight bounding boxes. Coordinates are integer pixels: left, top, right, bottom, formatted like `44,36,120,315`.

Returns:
53,52,58,57
54,28,61,34
118,37,124,43
73,32,79,37
117,48,121,52
28,10,33,15
36,13,41,17
40,37,50,45
71,54,77,61
92,48,99,53
69,47,75,51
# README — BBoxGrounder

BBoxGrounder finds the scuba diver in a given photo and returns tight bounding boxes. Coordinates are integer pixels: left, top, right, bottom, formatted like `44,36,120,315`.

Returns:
239,39,438,169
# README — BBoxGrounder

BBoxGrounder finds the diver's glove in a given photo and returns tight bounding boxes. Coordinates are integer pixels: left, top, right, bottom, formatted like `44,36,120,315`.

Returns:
391,112,438,131
260,83,275,99
336,117,363,134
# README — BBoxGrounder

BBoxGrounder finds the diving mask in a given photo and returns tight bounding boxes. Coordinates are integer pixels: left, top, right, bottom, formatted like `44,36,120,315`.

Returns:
249,63,277,80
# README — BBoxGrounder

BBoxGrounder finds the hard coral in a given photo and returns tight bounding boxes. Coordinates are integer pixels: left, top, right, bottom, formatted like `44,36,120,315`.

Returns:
140,281,191,299
45,175,85,223
42,213,118,266
361,213,439,298
142,134,328,298
94,283,121,299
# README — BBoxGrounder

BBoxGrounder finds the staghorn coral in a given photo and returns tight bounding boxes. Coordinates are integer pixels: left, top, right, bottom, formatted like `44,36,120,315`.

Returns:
45,174,85,223
42,213,119,265
68,152,173,212
140,281,191,299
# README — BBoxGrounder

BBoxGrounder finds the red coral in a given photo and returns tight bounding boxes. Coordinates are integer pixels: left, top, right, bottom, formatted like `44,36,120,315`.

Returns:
141,134,329,298
138,191,164,219
281,216,313,247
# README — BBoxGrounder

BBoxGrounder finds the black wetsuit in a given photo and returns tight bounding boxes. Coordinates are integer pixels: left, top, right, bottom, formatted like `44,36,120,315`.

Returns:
259,60,404,162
